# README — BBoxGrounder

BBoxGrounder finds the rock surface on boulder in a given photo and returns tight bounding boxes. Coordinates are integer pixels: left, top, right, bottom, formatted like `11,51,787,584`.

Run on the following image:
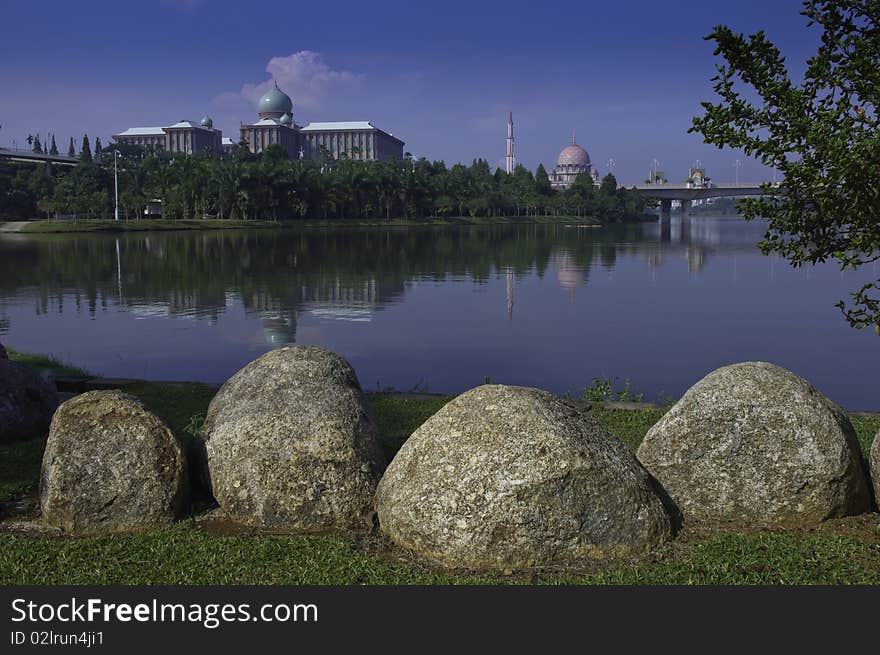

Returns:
375,384,673,570
40,390,188,534
202,346,385,531
637,362,870,526
871,430,880,510
0,359,59,444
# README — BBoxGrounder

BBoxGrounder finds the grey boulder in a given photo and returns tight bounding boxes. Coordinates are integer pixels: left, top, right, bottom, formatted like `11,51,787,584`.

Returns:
871,430,880,510
637,362,871,526
40,390,188,534
0,359,59,444
376,385,673,570
202,346,385,531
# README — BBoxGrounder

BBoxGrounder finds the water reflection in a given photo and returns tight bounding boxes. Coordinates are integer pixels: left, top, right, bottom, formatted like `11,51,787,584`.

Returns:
0,217,876,408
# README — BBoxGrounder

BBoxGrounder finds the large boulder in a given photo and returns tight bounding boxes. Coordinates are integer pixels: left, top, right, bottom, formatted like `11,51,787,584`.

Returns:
871,430,880,510
375,385,673,570
202,346,385,531
637,362,871,526
0,341,7,359
0,359,59,444
40,390,188,534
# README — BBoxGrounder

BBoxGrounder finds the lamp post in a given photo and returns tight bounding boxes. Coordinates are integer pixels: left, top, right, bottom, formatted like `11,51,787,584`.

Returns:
114,149,120,221
734,159,742,185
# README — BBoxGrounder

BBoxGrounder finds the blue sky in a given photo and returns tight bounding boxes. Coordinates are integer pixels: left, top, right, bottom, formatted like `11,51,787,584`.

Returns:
1,0,816,183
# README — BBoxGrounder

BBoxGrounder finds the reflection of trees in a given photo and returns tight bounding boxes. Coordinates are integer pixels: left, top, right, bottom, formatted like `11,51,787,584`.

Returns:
0,219,762,329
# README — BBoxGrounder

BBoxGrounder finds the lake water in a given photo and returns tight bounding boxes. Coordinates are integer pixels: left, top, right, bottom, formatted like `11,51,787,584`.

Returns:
1,216,877,409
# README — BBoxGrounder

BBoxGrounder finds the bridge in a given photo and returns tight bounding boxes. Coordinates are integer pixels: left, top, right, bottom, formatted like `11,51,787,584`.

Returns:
629,182,775,216
0,147,78,166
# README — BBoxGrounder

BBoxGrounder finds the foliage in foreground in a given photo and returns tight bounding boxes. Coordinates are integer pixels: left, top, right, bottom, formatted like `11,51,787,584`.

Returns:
691,0,880,330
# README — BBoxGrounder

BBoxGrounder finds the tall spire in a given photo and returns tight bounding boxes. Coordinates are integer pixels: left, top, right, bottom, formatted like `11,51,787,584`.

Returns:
571,129,576,145
505,112,515,174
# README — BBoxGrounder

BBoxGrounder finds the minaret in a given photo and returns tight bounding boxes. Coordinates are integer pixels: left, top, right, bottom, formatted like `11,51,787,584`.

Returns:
505,112,515,174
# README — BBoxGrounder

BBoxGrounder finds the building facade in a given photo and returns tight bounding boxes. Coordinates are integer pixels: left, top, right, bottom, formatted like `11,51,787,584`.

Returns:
113,115,223,155
300,122,404,161
113,82,405,161
548,136,597,190
240,82,404,161
112,126,166,151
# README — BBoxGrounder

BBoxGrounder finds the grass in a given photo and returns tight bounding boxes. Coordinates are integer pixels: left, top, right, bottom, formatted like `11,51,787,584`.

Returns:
1,368,878,585
18,219,283,234
6,349,91,378
12,214,632,235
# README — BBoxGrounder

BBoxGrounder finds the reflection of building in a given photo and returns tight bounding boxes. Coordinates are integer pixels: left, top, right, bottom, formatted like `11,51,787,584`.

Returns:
553,251,589,294
113,116,223,154
240,83,405,161
548,134,598,190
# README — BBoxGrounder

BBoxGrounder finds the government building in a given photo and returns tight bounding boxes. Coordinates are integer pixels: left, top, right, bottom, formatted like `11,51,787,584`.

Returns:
113,82,404,161
239,82,404,161
548,135,598,190
113,116,227,155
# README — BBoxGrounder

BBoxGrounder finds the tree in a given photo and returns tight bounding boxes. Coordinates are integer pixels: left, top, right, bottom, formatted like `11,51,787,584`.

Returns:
49,135,58,155
94,137,103,157
80,134,92,163
534,164,552,195
68,137,76,157
691,0,880,331
32,134,42,153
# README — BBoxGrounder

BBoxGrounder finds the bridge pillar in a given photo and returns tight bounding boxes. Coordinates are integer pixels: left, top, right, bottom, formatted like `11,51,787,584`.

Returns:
659,199,672,222
680,199,691,215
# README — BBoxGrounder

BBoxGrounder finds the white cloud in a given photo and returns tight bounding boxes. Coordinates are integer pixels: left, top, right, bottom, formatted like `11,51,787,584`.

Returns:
233,51,364,112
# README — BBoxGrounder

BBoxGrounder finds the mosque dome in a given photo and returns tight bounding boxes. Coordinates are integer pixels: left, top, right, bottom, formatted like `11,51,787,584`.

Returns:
557,143,590,168
279,112,292,126
200,115,213,128
258,82,293,117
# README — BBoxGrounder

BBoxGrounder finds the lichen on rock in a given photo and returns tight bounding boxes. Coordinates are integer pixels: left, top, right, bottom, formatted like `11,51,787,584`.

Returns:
40,390,188,534
637,361,871,526
202,346,385,531
376,384,673,570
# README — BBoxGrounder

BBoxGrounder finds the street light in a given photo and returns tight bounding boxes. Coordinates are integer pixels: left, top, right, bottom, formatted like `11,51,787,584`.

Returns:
734,159,742,185
114,149,120,221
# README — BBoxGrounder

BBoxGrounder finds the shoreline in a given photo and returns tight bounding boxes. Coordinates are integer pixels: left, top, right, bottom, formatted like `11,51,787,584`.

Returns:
0,214,653,235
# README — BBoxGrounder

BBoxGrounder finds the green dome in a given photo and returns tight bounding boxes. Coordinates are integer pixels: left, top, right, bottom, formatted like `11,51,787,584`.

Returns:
258,82,293,115
279,112,292,125
200,115,213,128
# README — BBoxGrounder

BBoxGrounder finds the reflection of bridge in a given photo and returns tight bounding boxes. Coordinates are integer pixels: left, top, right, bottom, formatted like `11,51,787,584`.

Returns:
0,147,78,166
630,183,775,215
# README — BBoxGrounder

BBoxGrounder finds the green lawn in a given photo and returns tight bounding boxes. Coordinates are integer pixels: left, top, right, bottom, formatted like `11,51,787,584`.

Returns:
1,364,878,585
6,349,91,378
18,219,283,233
13,214,622,235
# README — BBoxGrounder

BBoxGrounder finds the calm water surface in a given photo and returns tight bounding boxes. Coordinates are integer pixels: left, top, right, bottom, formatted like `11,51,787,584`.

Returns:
1,217,877,408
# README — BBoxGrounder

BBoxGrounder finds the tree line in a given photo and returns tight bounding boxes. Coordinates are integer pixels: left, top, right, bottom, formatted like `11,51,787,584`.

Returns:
0,139,648,223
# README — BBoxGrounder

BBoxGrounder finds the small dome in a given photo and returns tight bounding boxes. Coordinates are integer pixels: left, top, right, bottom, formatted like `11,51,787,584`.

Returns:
258,82,293,116
558,143,590,168
200,115,213,128
279,112,292,126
